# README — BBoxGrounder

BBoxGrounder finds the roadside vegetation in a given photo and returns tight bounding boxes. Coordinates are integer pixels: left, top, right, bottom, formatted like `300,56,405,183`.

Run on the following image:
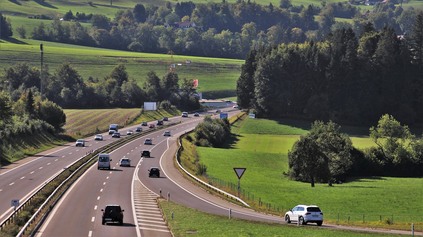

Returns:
159,200,408,237
179,114,423,231
63,107,179,138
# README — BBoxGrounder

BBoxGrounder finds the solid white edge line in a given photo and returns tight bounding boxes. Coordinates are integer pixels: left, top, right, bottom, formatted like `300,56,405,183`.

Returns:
132,158,142,237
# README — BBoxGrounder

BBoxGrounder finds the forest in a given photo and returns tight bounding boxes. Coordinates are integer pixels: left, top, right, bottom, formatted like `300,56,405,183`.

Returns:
237,12,423,126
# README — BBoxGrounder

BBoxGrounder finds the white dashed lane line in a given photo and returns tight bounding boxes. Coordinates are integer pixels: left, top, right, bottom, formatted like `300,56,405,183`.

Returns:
30,171,35,174
91,217,95,222
94,205,97,210
39,167,43,170
9,182,14,186
97,196,100,200
20,176,25,180
47,163,51,165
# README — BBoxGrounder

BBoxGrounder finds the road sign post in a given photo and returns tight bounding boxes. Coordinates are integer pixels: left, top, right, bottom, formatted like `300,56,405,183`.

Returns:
233,168,246,197
11,199,19,210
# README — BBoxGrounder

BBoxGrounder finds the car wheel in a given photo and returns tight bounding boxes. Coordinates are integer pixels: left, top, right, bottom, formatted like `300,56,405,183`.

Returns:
102,220,105,225
317,221,323,226
285,215,291,223
119,220,123,225
299,216,306,225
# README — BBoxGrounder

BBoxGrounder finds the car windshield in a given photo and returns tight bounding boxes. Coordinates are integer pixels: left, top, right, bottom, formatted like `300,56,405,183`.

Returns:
99,157,109,162
307,207,321,212
105,206,121,213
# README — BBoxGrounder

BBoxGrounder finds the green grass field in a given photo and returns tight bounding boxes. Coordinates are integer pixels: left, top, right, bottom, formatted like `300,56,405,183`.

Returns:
0,39,242,98
160,200,408,237
189,117,423,231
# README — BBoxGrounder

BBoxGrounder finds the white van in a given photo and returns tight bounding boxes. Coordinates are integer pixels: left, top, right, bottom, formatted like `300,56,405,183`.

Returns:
98,153,112,170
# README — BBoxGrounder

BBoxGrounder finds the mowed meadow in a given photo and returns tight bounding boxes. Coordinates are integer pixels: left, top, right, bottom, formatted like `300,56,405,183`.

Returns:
193,116,423,231
0,39,243,98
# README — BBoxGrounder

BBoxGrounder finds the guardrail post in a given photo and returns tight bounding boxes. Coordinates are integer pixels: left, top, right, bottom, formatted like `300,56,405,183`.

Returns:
160,189,162,198
167,192,170,201
411,223,414,236
171,211,174,220
229,209,231,219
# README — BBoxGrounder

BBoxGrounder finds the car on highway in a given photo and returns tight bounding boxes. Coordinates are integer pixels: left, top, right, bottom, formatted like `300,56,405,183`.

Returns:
141,150,151,158
163,117,169,121
111,132,121,138
194,112,200,117
148,167,160,178
233,105,239,109
75,139,85,147
94,134,103,141
126,130,133,135
181,111,188,117
119,157,131,167
285,205,323,226
101,204,124,225
135,127,142,132
163,131,171,136
149,124,155,128
157,120,164,126
98,153,112,170
141,121,148,126
144,138,153,145
216,109,221,113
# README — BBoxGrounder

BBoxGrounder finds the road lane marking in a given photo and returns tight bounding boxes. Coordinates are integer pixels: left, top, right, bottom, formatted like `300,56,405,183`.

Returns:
68,152,72,155
100,189,103,192
106,176,109,180
20,176,25,180
39,167,43,170
94,205,97,210
9,182,14,186
91,217,95,222
88,231,92,237
103,182,106,185
30,171,35,174
97,196,100,200
47,163,51,165
55,159,58,161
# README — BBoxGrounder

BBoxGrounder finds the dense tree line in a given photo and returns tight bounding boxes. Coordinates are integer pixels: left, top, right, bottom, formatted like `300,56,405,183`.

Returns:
2,0,417,59
237,11,423,126
0,63,200,111
288,116,423,186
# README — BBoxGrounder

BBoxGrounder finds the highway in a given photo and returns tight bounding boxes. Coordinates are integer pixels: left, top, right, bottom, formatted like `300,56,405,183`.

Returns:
0,115,177,224
30,109,283,237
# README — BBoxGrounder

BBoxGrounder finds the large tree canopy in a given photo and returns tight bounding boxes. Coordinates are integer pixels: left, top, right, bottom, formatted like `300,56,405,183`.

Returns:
288,121,353,186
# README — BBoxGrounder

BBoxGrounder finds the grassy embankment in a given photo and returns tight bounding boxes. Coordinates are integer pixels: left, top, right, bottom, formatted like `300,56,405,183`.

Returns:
180,115,423,232
159,200,409,237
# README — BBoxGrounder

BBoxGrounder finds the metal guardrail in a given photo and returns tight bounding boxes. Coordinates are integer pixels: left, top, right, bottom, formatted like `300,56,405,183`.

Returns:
0,123,177,236
174,131,250,207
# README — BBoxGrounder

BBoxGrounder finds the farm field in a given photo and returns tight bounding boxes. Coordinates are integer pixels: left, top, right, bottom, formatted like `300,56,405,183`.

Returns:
160,200,408,237
0,39,242,98
190,116,423,231
63,108,179,137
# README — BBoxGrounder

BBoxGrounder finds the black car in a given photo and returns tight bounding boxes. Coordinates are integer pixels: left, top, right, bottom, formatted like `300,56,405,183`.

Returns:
141,150,151,158
141,121,148,126
135,127,142,132
101,205,124,225
163,117,169,121
148,167,160,178
157,120,164,126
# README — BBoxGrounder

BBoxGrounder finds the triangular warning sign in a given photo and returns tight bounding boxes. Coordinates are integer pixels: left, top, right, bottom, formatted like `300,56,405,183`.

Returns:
233,168,246,179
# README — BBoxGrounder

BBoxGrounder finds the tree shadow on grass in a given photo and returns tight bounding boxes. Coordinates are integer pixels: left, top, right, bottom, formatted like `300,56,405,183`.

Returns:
33,0,57,9
221,133,241,149
2,37,28,45
8,0,22,6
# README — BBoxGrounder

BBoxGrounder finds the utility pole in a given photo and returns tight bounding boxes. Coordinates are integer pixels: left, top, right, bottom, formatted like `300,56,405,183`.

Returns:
40,43,44,99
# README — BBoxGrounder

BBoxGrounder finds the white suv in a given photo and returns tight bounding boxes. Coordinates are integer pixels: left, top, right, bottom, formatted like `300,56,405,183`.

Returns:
285,205,323,226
